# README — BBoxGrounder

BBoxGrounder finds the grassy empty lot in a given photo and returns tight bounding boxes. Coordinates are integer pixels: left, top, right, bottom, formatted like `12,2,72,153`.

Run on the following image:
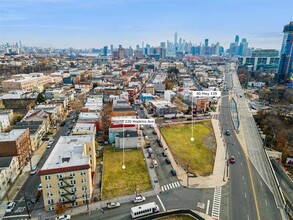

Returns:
102,146,152,200
161,121,215,176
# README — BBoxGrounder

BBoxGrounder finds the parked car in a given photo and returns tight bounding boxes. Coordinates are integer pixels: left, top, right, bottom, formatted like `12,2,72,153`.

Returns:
30,166,38,175
5,202,16,214
162,151,167,157
37,183,42,191
41,137,49,141
171,169,177,176
165,158,171,164
152,130,157,135
229,156,236,164
133,195,146,203
47,139,54,149
148,148,153,154
152,159,158,167
225,130,231,136
55,215,71,220
60,121,66,126
107,202,120,209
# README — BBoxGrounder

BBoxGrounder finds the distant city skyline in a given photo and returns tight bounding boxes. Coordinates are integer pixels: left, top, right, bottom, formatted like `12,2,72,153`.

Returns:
0,0,292,49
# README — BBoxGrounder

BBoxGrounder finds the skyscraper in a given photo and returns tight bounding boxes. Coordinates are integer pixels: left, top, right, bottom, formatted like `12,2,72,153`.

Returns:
277,21,293,84
205,39,209,47
238,38,248,56
235,35,239,46
174,32,178,46
103,46,108,56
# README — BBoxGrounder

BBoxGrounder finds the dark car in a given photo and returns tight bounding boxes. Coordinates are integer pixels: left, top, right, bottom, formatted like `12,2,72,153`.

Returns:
225,130,231,136
230,156,236,164
171,169,177,176
165,158,171,164
60,121,66,126
162,151,167,157
41,137,50,141
152,130,157,135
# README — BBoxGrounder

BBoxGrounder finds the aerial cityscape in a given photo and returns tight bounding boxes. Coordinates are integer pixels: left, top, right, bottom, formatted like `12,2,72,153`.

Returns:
0,1,293,220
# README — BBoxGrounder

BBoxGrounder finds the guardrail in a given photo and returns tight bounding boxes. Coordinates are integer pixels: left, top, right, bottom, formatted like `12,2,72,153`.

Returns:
137,209,206,220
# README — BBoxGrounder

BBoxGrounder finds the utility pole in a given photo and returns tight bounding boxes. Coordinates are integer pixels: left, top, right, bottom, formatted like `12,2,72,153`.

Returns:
24,193,31,219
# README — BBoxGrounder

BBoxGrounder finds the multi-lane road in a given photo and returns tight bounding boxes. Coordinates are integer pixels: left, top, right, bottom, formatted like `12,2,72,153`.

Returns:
223,67,283,220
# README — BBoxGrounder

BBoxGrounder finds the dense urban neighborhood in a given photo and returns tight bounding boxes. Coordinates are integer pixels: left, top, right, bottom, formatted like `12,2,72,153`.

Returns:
0,20,293,220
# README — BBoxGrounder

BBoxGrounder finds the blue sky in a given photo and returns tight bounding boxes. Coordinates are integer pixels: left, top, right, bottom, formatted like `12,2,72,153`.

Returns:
0,0,292,49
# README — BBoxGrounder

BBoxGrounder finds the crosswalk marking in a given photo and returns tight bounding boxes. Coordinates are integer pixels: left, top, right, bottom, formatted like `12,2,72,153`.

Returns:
212,114,220,120
161,181,181,192
211,187,222,220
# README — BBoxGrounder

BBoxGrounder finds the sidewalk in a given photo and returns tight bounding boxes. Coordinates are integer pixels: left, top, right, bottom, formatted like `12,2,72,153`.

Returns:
0,141,48,220
31,189,157,219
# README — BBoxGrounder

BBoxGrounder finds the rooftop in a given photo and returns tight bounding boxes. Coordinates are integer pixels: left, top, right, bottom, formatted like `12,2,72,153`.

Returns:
0,156,14,168
0,129,27,142
72,123,96,133
40,135,94,173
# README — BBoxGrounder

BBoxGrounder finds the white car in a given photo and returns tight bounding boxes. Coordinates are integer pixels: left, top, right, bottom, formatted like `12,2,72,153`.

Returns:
55,215,71,220
107,202,120,209
37,183,42,191
133,195,146,203
5,202,16,214
30,166,38,175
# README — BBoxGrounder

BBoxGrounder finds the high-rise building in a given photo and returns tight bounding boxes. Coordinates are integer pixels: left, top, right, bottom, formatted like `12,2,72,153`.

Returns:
238,38,248,56
235,35,239,46
205,39,209,47
174,32,178,46
215,42,220,56
277,21,293,84
103,46,108,56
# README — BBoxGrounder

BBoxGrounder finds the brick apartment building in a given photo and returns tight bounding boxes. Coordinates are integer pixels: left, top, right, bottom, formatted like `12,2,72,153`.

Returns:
39,135,96,211
0,129,32,169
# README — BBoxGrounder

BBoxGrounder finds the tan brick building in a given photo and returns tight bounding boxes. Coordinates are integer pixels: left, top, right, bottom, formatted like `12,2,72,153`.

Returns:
0,129,32,169
1,73,51,92
39,135,96,211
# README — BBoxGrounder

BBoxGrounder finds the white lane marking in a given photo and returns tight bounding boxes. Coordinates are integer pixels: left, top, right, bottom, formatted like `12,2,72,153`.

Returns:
161,186,165,192
245,192,246,199
241,162,243,166
265,199,268,206
260,181,263,187
247,214,250,220
171,183,175,188
242,176,244,180
211,187,222,219
206,200,210,215
166,184,170,190
238,151,240,155
157,195,166,211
